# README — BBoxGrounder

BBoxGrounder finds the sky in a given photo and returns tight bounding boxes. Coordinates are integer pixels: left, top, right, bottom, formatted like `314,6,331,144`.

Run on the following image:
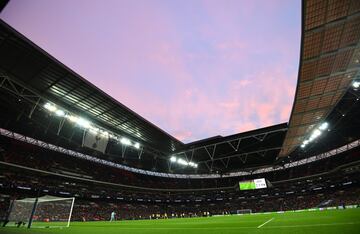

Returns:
0,0,301,143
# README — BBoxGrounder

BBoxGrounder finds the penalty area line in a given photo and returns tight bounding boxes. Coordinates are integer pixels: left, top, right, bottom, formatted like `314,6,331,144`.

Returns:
257,218,275,228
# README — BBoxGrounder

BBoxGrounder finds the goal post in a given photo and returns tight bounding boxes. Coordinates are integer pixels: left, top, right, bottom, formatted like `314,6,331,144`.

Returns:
236,209,252,215
67,197,75,227
7,195,75,228
7,198,34,227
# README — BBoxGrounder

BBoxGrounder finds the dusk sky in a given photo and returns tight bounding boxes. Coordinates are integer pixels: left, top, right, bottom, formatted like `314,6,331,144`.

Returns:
1,0,301,143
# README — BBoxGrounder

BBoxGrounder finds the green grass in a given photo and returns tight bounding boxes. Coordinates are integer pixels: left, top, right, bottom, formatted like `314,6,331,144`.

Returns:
1,209,360,234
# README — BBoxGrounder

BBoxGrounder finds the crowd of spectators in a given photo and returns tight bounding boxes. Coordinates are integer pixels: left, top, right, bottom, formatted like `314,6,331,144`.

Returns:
0,136,359,221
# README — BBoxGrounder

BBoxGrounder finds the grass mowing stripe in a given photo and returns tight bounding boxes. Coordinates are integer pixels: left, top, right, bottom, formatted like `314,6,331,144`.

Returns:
83,227,256,229
257,217,274,228
263,222,360,228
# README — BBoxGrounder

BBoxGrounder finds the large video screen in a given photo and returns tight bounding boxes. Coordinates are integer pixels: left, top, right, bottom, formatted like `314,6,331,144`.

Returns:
239,178,267,190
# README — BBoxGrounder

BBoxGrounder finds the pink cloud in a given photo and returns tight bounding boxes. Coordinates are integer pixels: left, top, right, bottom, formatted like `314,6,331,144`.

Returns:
236,122,257,133
235,79,252,87
1,0,300,143
173,130,193,142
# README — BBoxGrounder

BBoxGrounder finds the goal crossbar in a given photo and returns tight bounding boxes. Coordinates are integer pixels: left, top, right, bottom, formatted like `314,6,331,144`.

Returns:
17,195,73,203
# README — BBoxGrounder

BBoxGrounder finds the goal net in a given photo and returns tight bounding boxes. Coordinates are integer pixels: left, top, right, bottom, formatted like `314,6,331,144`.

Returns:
7,195,75,228
236,209,252,215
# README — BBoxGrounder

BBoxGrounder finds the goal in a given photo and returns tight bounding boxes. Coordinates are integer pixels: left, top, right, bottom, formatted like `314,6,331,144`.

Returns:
236,209,252,215
7,195,75,228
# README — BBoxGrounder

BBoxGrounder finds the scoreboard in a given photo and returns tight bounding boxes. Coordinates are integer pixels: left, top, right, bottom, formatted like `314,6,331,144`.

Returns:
239,178,267,190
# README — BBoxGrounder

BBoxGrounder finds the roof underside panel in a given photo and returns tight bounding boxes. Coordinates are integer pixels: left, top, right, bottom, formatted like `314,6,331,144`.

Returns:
169,123,288,173
280,0,360,157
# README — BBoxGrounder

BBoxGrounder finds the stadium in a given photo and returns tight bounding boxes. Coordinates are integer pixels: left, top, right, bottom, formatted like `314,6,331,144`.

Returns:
0,0,359,234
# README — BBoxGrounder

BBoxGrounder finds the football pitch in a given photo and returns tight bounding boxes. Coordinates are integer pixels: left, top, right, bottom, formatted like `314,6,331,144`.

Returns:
1,209,360,234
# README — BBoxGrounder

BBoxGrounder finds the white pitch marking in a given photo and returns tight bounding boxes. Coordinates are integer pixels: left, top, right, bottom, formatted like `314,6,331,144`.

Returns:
257,217,275,228
264,222,358,228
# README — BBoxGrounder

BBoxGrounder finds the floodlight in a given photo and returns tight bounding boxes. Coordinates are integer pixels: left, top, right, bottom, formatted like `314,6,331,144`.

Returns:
318,122,329,131
352,81,360,89
170,156,177,162
55,109,65,117
133,142,140,149
77,118,91,128
303,140,309,145
120,137,132,145
308,130,321,142
44,103,57,112
311,129,322,139
67,115,78,122
177,158,189,166
301,144,306,148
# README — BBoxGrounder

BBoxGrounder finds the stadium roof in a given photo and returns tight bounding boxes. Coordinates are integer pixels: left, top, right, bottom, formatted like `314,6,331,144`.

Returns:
0,0,359,174
280,0,360,157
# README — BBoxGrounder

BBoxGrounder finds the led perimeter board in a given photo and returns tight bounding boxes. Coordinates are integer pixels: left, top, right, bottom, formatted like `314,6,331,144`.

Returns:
239,178,267,190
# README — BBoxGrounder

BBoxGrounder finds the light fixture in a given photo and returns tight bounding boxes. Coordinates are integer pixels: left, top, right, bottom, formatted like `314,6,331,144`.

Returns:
189,162,198,168
318,122,329,131
120,137,132,145
177,158,189,166
43,102,143,150
77,118,91,128
133,142,140,149
67,115,78,122
308,135,315,142
44,103,57,112
353,81,360,89
55,109,65,117
170,156,197,168
311,129,322,138
188,162,198,168
301,122,330,149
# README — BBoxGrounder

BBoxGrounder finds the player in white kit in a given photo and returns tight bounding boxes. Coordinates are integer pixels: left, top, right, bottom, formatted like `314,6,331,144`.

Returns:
110,211,116,222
